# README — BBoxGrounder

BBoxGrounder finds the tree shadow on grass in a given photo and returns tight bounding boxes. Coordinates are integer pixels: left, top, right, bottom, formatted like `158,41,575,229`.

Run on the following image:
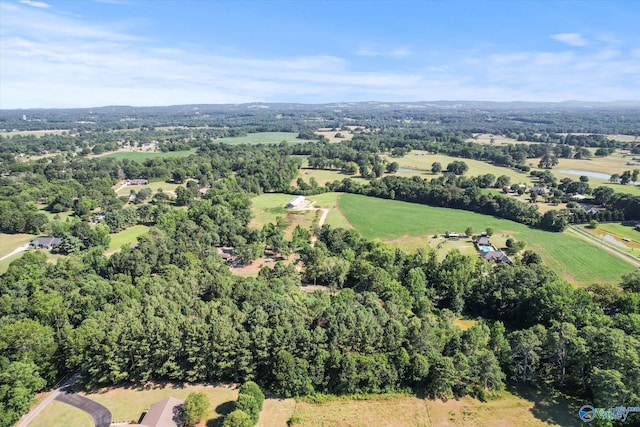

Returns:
506,382,582,427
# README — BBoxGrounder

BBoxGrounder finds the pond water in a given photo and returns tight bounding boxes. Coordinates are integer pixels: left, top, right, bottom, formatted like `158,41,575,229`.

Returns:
560,169,611,180
397,167,422,173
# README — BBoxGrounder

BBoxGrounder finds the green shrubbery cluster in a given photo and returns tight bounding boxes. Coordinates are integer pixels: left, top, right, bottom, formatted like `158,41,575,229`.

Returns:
222,382,264,427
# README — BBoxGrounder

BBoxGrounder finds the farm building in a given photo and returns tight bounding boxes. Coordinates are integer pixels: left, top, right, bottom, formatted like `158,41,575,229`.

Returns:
127,179,148,185
30,236,62,250
285,195,306,209
138,397,184,427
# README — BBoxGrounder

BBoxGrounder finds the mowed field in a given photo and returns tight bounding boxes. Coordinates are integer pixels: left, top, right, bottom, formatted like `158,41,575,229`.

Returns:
0,129,68,137
288,387,578,427
338,193,634,285
383,151,535,185
105,225,150,254
27,383,239,427
213,132,313,145
99,148,198,162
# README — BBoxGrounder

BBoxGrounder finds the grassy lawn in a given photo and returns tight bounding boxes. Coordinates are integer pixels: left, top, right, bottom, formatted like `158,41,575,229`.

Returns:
295,168,370,186
338,193,634,285
288,386,577,427
214,132,312,145
115,181,183,196
0,233,32,258
249,193,316,238
384,151,535,185
106,225,150,254
28,383,239,427
305,193,353,229
594,222,640,241
100,148,198,162
28,400,93,427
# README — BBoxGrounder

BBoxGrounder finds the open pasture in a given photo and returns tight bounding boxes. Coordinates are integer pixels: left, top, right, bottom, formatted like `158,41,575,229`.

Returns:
213,132,312,145
249,193,315,235
338,193,634,285
315,128,355,142
99,148,198,162
577,223,640,255
287,387,577,427
384,151,535,185
465,133,525,145
306,193,354,229
0,233,32,258
295,168,371,186
0,129,68,137
530,155,640,196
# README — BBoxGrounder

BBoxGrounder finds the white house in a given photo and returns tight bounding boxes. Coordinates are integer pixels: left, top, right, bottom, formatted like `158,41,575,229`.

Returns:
285,196,305,209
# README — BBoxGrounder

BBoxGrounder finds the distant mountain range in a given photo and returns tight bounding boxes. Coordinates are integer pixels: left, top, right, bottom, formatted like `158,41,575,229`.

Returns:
2,100,640,113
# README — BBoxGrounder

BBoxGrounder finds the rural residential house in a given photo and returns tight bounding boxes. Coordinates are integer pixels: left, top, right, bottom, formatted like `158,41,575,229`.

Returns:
529,186,550,196
138,397,184,427
285,195,305,209
30,236,62,250
127,179,149,185
481,250,514,265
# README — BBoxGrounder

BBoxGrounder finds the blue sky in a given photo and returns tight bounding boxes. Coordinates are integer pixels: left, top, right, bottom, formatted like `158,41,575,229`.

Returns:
1,0,639,108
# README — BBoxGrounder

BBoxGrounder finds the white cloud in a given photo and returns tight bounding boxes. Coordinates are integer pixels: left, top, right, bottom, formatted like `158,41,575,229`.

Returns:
0,2,638,108
355,47,412,58
18,0,50,8
551,33,589,47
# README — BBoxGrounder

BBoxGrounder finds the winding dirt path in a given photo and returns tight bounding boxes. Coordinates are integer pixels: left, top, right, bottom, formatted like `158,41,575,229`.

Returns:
0,243,29,261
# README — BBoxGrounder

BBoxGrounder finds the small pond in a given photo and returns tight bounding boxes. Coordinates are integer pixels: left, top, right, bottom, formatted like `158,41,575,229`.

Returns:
560,169,611,180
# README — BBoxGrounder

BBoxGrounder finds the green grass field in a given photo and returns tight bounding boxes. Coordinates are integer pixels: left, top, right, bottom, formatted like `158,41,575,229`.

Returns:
338,193,634,285
100,148,198,162
0,233,32,258
249,193,316,238
115,181,183,196
106,225,150,254
213,132,312,145
0,129,68,137
384,151,535,185
288,386,577,427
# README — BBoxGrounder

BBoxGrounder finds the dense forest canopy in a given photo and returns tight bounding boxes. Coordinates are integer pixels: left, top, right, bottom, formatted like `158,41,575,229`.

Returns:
0,103,639,427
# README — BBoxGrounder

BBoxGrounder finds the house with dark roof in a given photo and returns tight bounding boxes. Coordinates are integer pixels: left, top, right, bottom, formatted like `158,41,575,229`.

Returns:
529,186,550,196
30,236,62,250
481,250,513,265
474,236,492,248
139,397,184,427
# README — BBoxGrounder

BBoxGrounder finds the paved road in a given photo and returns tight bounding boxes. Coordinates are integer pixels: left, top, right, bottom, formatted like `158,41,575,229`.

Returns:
15,373,79,427
55,391,112,427
15,372,111,427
